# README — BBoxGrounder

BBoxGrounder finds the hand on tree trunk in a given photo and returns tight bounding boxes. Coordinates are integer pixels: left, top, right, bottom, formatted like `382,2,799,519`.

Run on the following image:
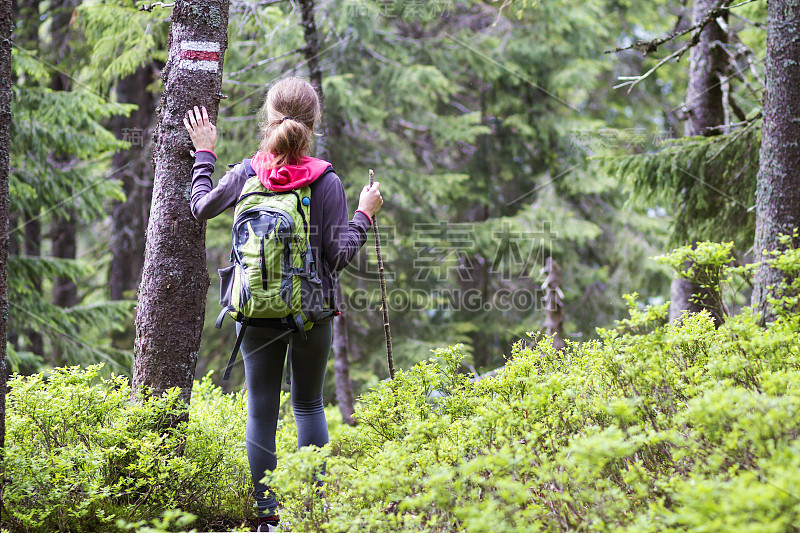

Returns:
184,106,217,153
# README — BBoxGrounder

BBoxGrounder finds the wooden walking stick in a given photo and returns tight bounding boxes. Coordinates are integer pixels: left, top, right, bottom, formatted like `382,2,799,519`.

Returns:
370,169,395,379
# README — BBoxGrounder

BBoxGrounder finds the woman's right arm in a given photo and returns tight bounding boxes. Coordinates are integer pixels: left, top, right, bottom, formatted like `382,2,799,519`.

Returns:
320,174,382,271
184,106,246,220
190,151,248,220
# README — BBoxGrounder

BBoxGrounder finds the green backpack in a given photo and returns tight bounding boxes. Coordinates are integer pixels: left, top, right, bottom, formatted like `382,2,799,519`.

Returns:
216,159,336,380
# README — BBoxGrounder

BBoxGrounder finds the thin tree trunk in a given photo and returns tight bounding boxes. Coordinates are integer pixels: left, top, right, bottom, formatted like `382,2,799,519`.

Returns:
300,0,357,423
300,0,327,159
6,214,16,348
24,219,43,355
109,63,158,301
333,286,356,425
751,0,800,321
541,258,565,350
48,0,79,366
669,0,727,325
132,0,229,405
1,0,13,453
15,0,43,356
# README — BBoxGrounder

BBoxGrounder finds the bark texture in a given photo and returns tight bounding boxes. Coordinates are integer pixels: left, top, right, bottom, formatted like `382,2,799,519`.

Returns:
751,0,800,321
669,0,727,325
109,63,158,301
1,0,13,452
300,0,356,424
132,0,229,403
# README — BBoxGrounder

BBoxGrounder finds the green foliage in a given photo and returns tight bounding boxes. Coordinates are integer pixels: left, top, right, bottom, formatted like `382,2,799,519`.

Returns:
608,292,669,335
655,240,736,318
5,242,800,532
76,0,168,92
654,240,758,320
2,369,252,533
264,245,800,532
8,28,137,374
762,229,800,324
115,509,199,533
600,120,762,249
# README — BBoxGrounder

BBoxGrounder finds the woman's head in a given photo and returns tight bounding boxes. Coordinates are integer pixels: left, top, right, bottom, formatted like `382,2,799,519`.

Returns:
259,77,321,167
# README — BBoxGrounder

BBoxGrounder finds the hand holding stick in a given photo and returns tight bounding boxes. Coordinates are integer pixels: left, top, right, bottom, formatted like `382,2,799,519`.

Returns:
369,169,395,379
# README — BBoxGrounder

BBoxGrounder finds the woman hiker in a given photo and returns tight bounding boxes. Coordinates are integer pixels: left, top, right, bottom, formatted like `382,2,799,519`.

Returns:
184,76,383,532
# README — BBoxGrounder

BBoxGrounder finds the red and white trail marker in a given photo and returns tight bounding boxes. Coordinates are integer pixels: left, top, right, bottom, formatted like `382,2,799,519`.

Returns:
178,41,220,72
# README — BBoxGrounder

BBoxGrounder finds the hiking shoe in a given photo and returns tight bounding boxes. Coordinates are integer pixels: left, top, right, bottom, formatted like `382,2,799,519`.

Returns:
256,515,280,532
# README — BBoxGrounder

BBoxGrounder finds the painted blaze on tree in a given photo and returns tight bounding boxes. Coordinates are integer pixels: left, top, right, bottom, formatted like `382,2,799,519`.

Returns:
132,0,230,405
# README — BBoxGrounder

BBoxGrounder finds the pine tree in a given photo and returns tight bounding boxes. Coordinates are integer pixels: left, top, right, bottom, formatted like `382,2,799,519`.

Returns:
315,0,672,370
601,0,765,319
9,38,137,374
16,0,42,358
132,0,230,404
75,0,170,355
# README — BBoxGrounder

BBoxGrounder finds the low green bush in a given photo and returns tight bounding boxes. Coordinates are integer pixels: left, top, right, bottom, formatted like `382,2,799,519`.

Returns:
268,242,800,532
2,370,253,532
3,239,800,532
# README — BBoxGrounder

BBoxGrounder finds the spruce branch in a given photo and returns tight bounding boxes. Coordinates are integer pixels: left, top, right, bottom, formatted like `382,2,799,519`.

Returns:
706,110,761,163
370,169,395,380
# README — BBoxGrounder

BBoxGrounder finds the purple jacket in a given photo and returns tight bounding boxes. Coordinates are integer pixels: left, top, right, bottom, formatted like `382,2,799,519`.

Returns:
189,151,372,309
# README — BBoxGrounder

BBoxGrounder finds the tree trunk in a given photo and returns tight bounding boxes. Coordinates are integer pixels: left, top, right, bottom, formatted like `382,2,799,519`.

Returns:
751,0,800,321
109,63,158,301
15,0,43,356
48,0,79,367
669,0,727,326
132,0,229,405
50,216,77,308
540,258,565,350
24,219,43,355
333,287,356,425
300,0,357,424
1,0,14,454
300,0,327,159
6,213,17,348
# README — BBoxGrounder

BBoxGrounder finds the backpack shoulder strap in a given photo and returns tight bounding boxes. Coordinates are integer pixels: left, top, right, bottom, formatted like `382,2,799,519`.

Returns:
319,166,336,180
243,158,257,178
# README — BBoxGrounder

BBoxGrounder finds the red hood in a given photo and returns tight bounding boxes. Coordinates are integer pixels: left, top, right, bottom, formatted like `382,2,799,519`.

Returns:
251,151,332,192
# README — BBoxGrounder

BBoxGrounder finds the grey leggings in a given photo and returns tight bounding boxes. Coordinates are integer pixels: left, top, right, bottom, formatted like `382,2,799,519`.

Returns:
238,320,332,517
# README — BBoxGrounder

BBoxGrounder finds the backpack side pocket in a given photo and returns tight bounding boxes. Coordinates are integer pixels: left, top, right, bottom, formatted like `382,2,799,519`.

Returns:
218,265,235,308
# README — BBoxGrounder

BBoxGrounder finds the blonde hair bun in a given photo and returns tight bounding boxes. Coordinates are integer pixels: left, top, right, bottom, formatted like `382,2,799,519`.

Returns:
259,77,321,167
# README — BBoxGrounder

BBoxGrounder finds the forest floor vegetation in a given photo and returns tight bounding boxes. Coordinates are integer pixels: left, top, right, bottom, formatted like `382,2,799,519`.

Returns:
3,241,800,532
